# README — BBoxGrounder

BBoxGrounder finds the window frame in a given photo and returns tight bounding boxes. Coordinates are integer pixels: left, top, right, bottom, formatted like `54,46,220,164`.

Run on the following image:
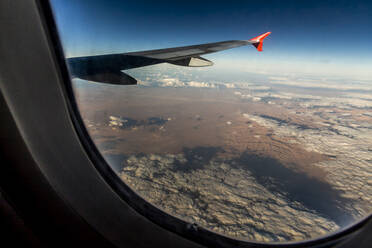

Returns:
0,0,371,247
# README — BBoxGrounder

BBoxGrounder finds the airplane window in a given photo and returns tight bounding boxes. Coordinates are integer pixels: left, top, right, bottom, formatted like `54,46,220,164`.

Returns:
50,0,372,244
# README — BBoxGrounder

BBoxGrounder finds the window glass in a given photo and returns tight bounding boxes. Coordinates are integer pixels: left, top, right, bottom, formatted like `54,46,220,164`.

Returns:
51,0,372,243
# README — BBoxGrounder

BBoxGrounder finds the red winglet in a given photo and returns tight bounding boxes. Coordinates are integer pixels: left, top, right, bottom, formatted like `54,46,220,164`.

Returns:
249,32,271,52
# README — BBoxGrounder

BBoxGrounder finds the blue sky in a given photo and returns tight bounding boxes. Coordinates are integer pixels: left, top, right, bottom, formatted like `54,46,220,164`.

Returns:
51,0,372,79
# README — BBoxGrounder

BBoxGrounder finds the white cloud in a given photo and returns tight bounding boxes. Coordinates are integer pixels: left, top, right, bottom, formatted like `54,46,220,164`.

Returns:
158,77,185,87
268,76,372,91
187,81,216,88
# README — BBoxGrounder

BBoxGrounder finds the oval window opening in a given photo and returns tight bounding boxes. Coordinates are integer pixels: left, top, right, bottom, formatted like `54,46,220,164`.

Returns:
50,0,372,244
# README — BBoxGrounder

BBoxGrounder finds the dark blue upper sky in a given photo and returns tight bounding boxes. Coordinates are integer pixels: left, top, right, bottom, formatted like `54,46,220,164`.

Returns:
51,0,372,78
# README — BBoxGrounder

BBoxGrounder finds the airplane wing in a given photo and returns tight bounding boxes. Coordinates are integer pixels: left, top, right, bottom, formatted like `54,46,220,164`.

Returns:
67,32,271,85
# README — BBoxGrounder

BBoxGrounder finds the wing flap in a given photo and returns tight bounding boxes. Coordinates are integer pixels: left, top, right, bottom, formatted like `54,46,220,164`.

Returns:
167,56,213,67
